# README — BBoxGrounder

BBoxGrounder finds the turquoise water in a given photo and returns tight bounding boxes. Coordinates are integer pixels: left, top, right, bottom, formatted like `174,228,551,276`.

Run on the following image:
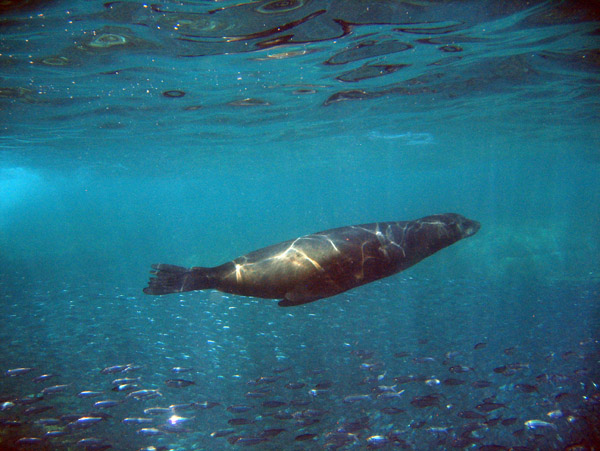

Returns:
1,1,599,450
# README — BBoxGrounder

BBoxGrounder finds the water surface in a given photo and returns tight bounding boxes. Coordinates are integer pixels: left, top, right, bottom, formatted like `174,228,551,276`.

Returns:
1,1,599,449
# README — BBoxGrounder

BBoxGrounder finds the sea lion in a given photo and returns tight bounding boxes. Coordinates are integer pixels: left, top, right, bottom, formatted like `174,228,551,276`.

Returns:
143,213,480,306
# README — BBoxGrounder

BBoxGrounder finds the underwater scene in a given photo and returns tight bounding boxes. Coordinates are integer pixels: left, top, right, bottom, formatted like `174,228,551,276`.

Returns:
1,0,599,450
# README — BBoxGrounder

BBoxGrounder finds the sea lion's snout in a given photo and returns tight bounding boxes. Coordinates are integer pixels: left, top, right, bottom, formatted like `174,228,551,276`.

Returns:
461,218,481,238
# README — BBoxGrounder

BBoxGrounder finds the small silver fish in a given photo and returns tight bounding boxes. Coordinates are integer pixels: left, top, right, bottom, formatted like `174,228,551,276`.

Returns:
44,430,67,438
111,377,140,385
377,389,405,399
164,379,195,388
32,374,55,383
15,438,43,446
122,417,154,424
123,364,142,373
193,401,220,409
427,426,450,433
66,416,104,429
366,435,389,447
375,384,397,393
227,405,252,413
228,417,254,425
413,357,436,363
525,419,557,430
77,391,104,398
37,418,61,426
101,364,132,374
144,407,171,415
476,402,505,412
160,422,191,433
127,389,162,400
308,388,329,397
112,383,139,392
169,402,198,411
449,365,472,373
343,394,371,403
137,427,163,436
24,405,53,415
547,409,563,419
6,368,34,377
41,384,69,395
94,400,122,409
210,428,235,437
1,401,15,411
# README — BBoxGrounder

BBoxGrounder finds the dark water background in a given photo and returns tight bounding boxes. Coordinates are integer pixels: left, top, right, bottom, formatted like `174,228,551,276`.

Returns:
1,1,599,450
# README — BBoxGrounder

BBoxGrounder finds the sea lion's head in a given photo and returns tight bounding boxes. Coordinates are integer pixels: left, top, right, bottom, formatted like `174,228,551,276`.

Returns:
451,213,481,238
408,213,480,256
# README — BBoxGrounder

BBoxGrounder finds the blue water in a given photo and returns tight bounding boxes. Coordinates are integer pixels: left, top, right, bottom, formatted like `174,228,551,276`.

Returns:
1,1,599,450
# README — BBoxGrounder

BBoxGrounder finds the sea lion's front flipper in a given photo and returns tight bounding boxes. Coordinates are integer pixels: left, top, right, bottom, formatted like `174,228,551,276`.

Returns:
144,264,216,295
277,276,338,307
278,297,322,307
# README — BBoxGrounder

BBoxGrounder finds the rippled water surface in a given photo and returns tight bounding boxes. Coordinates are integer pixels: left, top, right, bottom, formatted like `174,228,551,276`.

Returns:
1,1,599,450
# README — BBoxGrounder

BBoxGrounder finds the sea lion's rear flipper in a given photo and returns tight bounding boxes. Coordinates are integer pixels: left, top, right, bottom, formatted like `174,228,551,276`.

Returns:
143,264,216,295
